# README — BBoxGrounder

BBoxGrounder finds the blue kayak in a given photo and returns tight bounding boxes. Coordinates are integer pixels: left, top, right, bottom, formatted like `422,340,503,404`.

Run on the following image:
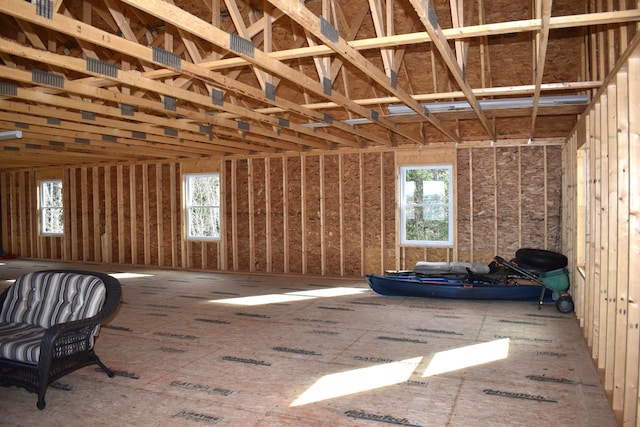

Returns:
365,273,554,301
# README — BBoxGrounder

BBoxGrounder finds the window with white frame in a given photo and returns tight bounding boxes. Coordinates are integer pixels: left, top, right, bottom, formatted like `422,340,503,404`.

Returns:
40,179,64,235
185,173,221,240
400,165,453,246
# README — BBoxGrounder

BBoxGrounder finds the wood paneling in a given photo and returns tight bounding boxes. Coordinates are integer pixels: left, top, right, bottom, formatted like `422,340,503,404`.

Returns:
2,144,561,275
564,38,640,426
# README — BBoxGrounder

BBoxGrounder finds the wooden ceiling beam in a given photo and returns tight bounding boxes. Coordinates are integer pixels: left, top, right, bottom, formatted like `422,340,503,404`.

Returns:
186,9,640,72
409,0,495,140
237,80,601,117
118,0,409,146
367,0,394,77
0,101,235,157
0,1,389,148
0,67,269,155
477,0,492,89
222,0,268,89
0,119,203,161
0,36,346,152
266,0,459,143
530,0,553,138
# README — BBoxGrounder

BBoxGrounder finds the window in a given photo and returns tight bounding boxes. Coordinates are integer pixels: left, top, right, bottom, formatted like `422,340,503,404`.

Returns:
400,165,453,246
185,173,220,240
40,180,64,235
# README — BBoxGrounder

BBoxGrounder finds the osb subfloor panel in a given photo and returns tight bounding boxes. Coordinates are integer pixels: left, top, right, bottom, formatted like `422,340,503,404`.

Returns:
0,260,615,427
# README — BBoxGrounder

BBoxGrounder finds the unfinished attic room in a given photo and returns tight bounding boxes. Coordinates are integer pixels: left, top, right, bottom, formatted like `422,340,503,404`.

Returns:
1,0,640,424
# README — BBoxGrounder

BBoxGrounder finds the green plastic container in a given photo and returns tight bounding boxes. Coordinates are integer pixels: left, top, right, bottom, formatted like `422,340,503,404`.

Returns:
540,267,570,293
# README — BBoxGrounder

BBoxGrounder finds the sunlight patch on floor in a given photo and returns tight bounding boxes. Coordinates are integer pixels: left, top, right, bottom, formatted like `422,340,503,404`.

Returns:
290,338,510,406
290,357,423,407
209,287,368,306
286,287,369,298
209,294,315,306
109,272,154,279
423,338,510,377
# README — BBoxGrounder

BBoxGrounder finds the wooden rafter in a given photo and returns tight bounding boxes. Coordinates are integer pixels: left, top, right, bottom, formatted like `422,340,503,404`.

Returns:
192,9,640,72
408,0,495,140
266,0,460,143
0,0,637,169
530,0,553,138
0,1,389,149
118,0,413,146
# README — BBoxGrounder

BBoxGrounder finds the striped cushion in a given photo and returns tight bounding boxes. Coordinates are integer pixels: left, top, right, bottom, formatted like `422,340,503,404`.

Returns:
0,322,46,363
0,272,106,329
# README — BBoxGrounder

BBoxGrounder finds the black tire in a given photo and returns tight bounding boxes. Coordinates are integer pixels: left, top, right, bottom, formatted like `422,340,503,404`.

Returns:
515,248,567,273
555,295,574,314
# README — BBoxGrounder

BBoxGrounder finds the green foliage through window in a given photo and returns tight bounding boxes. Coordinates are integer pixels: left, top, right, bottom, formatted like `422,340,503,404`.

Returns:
400,165,453,245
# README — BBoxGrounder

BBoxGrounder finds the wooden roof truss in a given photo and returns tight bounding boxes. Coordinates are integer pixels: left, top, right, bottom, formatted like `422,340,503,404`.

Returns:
0,0,638,168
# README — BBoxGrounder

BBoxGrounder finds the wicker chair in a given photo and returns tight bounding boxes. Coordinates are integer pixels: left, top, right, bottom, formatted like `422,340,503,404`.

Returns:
0,270,122,409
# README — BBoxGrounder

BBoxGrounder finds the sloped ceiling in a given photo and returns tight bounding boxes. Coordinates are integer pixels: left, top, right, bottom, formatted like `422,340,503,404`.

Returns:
0,0,638,169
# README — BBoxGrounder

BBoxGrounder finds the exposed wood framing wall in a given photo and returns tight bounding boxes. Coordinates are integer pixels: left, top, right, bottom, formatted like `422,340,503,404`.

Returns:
1,144,561,275
563,36,640,426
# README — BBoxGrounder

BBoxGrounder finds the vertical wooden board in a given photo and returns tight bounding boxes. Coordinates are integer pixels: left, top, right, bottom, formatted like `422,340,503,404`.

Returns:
235,159,250,271
604,83,619,393
471,148,496,262
120,165,132,264
27,172,35,257
4,173,16,254
382,152,397,271
456,148,471,261
104,166,114,264
598,95,610,372
519,146,547,249
588,107,599,353
252,159,267,272
172,164,182,268
154,164,163,266
323,154,342,276
269,157,285,273
495,147,522,257
147,164,158,265
17,172,27,257
224,160,234,270
80,168,91,261
22,172,36,257
612,69,630,415
623,54,640,426
94,167,104,262
73,168,82,260
67,168,78,259
6,173,15,254
341,153,362,276
304,155,322,275
86,168,95,261
20,171,30,256
545,145,563,251
362,152,382,274
0,173,7,254
286,156,303,274
160,164,172,266
133,165,145,264
592,101,603,363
